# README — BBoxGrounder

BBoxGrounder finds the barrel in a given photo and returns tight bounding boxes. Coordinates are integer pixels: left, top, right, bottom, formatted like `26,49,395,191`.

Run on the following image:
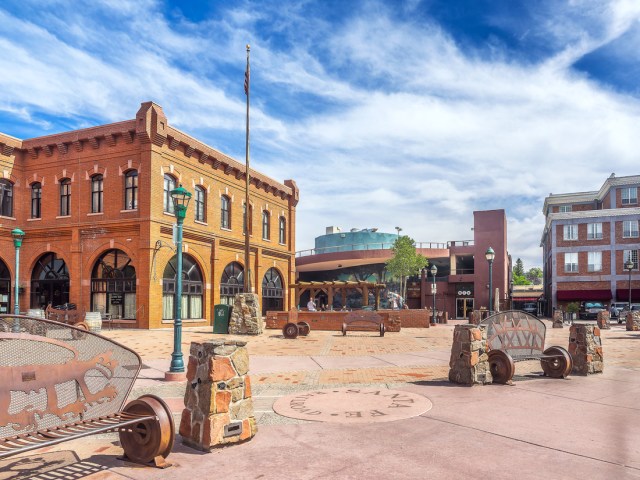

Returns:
85,312,102,333
27,308,45,318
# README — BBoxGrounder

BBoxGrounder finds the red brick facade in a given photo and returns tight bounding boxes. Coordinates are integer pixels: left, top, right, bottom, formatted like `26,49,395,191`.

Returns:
0,102,298,328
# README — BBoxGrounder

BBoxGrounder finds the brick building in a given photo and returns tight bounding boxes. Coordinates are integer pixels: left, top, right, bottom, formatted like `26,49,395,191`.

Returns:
541,174,640,315
296,210,511,319
0,101,298,328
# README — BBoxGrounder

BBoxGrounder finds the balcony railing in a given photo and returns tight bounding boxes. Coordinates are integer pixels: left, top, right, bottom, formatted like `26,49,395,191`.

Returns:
296,241,450,258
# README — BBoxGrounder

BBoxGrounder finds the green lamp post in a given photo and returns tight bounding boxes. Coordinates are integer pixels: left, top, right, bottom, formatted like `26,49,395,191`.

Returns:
485,247,495,316
12,228,25,333
430,264,437,324
169,185,191,375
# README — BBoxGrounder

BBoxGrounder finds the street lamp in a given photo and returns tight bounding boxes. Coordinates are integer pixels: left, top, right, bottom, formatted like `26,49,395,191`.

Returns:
395,226,402,237
430,264,437,324
485,247,495,315
168,185,191,378
625,258,634,313
11,228,24,333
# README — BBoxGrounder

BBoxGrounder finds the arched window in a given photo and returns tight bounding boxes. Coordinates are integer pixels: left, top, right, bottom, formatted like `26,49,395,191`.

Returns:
262,210,270,240
60,178,71,216
279,216,286,244
31,182,41,219
91,249,136,319
262,267,284,314
0,179,13,217
163,254,203,319
221,195,231,229
30,252,69,308
195,186,206,222
125,170,138,210
220,262,244,305
91,174,103,213
163,174,176,214
243,203,253,235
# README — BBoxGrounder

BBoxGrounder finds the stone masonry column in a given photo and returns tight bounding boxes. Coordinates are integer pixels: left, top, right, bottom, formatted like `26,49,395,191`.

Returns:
597,311,610,330
229,293,262,335
552,310,564,328
448,324,492,385
179,340,257,451
626,311,640,331
568,324,603,375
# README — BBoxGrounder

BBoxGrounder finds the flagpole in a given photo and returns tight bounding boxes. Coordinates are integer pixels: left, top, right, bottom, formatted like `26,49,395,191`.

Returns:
244,44,252,293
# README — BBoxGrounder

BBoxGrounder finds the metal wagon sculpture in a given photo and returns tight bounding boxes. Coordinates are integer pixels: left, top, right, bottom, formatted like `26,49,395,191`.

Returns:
0,314,174,467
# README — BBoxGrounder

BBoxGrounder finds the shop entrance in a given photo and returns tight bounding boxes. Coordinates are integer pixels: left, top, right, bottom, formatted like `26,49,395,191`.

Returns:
456,298,474,319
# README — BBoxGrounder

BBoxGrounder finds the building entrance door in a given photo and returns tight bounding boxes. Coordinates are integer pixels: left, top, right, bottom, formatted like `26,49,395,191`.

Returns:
456,298,474,319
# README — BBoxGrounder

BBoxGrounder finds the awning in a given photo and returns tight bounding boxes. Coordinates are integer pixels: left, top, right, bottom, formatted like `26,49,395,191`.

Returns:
512,297,541,302
556,289,612,301
616,289,640,301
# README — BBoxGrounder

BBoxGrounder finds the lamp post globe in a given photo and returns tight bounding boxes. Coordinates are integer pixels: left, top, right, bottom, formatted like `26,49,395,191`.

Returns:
625,259,634,313
485,247,495,316
430,264,437,324
168,185,192,377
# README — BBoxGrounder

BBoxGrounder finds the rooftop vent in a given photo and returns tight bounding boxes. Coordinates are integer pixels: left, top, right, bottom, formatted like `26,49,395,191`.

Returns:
326,226,342,234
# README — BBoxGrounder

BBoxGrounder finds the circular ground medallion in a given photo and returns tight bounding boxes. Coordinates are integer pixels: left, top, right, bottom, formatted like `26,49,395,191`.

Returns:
273,387,432,424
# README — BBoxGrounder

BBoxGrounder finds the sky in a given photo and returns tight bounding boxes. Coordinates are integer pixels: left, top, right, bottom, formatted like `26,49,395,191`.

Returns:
2,0,640,270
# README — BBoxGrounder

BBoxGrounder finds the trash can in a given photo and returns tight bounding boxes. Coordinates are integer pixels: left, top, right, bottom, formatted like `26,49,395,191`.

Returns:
213,304,231,334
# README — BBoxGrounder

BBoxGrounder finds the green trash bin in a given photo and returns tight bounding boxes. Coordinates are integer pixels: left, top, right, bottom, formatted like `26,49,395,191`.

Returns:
213,304,231,334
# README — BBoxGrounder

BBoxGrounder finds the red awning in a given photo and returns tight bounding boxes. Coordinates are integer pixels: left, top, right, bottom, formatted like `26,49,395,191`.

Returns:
556,289,612,301
616,289,640,301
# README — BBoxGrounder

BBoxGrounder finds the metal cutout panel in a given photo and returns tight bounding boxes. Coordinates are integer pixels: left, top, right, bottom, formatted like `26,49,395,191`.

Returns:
480,310,546,360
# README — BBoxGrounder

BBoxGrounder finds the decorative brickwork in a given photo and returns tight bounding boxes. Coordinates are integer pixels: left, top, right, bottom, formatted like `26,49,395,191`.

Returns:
179,341,257,451
597,311,610,330
626,311,640,331
568,324,603,375
448,324,491,385
229,293,262,335
552,310,564,328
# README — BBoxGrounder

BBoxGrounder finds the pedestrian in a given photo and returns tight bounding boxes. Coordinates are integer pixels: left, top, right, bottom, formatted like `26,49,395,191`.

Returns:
307,298,317,311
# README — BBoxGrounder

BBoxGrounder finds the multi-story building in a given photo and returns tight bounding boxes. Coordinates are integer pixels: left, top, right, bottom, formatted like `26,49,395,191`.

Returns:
541,174,640,315
296,209,510,318
0,101,298,328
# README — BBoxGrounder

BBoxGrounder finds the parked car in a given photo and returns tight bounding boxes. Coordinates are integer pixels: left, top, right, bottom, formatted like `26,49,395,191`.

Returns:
610,302,627,322
618,304,640,322
579,301,606,320
522,302,538,315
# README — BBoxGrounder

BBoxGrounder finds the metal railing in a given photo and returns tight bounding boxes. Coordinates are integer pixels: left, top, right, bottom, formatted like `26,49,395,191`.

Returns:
296,241,452,258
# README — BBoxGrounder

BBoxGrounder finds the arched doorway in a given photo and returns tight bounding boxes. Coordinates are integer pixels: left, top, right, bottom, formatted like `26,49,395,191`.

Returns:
0,259,10,313
220,262,244,305
262,267,284,315
91,249,136,319
31,253,69,308
162,254,203,320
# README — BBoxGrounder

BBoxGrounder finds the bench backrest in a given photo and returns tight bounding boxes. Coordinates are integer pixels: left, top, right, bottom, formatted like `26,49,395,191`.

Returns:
45,304,85,324
479,310,546,359
0,314,141,439
345,311,383,324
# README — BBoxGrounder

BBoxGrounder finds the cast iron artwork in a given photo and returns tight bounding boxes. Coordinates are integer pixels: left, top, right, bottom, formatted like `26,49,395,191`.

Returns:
342,311,385,337
480,310,573,384
0,314,174,468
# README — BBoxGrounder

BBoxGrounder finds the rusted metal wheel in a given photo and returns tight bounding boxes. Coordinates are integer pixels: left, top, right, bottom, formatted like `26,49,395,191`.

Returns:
119,394,175,464
379,323,385,337
71,322,89,340
488,350,515,384
282,322,299,339
297,321,310,336
342,323,347,336
541,346,572,378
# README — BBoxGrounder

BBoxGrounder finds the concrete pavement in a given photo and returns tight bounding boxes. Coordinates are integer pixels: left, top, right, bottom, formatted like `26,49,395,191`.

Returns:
2,320,640,479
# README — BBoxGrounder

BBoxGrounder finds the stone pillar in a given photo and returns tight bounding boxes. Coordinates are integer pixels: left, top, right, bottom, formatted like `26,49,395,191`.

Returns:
626,311,640,331
448,324,491,385
597,311,610,329
552,310,564,328
568,324,603,375
468,311,479,325
229,293,262,335
179,341,257,451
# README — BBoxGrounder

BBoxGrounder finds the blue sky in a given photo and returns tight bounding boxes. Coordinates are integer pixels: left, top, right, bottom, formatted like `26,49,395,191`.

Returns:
2,0,640,269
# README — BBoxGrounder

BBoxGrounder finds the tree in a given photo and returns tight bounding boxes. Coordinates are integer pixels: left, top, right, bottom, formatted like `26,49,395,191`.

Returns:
513,258,525,277
526,267,543,285
385,236,428,301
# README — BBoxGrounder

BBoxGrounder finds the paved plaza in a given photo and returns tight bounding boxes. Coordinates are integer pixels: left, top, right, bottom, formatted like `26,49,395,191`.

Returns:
2,320,640,479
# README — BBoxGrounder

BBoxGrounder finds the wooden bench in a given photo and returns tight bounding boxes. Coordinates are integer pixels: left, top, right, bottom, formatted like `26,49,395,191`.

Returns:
0,314,174,467
342,311,385,337
480,310,573,384
45,304,87,330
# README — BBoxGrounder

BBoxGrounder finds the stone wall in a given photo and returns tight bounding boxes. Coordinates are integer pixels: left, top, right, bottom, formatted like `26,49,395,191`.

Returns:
229,293,262,335
179,340,257,451
626,311,640,331
552,309,564,328
597,311,610,330
568,324,603,375
448,324,491,386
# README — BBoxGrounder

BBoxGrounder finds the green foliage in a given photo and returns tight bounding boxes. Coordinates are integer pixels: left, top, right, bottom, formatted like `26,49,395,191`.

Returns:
512,274,531,285
567,302,580,313
513,258,525,277
385,236,428,300
525,267,543,285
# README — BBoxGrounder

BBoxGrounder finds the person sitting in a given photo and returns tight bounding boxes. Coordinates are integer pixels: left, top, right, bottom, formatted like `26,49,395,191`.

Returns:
307,298,317,311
